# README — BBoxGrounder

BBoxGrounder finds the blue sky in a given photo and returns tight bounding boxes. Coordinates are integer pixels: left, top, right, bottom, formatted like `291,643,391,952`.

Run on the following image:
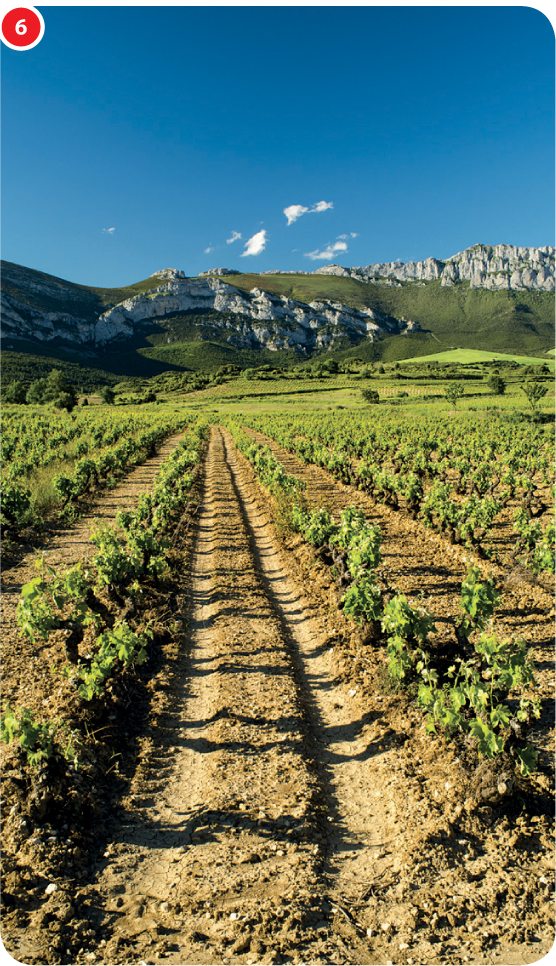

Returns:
1,5,554,288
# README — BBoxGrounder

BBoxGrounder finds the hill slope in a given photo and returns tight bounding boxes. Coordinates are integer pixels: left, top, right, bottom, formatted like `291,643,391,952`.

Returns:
1,259,553,387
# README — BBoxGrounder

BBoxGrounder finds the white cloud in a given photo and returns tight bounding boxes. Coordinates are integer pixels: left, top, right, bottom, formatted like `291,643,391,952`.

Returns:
284,200,333,225
226,231,242,244
102,227,115,234
311,200,334,214
204,245,214,254
284,204,309,225
305,239,348,261
240,229,267,257
338,232,358,240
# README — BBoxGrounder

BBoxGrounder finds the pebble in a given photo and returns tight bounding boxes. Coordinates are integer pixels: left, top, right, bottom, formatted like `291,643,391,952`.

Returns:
45,883,58,895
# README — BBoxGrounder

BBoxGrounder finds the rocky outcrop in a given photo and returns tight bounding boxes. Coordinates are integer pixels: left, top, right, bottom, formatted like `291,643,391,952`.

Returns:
318,244,555,292
96,276,401,351
1,266,404,351
150,268,186,280
0,292,135,345
198,268,239,277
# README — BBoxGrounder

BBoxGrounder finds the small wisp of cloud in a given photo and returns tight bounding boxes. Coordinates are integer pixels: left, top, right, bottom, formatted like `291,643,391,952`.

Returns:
204,246,214,254
284,200,333,225
226,231,242,244
102,227,115,234
240,229,267,257
305,232,357,261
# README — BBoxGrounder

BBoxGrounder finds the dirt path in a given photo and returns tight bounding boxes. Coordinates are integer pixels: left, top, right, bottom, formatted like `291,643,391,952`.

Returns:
55,425,394,965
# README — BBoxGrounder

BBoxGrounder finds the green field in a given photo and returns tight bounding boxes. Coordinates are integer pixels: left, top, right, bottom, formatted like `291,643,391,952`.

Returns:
398,348,554,367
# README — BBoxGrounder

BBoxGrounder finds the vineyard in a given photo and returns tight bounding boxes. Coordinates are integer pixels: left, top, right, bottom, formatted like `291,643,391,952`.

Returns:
0,396,554,966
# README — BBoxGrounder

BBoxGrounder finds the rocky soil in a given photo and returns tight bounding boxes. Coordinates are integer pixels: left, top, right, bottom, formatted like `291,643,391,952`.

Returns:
1,426,554,966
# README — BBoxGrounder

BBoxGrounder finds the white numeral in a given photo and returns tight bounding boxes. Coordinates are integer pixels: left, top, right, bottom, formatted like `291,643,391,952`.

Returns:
15,18,27,34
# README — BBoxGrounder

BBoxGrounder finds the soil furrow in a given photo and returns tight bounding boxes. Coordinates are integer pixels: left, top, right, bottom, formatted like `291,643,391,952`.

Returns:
219,430,400,917
69,425,358,965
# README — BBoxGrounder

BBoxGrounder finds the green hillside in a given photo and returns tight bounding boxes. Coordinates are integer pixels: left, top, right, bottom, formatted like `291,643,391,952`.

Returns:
1,261,554,391
1,260,161,322
221,274,555,359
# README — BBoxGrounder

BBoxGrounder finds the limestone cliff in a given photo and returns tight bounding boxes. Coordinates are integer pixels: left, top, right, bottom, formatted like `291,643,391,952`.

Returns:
315,243,555,291
95,276,401,351
0,263,402,351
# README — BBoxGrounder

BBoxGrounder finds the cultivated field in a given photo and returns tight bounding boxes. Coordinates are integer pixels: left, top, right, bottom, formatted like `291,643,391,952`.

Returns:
1,384,554,966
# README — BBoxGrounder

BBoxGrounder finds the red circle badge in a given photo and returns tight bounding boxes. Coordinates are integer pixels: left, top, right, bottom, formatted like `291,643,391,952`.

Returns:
1,6,44,50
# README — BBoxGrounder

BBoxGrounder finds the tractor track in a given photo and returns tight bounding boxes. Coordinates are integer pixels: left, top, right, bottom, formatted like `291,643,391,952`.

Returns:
50,425,394,965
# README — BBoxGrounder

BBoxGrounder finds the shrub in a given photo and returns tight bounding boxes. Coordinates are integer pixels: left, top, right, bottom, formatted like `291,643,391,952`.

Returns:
54,391,77,412
3,380,27,404
487,374,506,395
101,386,116,405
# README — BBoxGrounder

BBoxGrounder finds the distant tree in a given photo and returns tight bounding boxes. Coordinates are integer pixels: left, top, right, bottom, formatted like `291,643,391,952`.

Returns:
26,378,48,404
81,397,89,407
54,391,77,412
361,388,380,404
101,386,116,405
445,382,465,409
360,365,374,379
487,374,506,396
26,369,78,410
377,364,385,374
43,369,74,401
4,380,27,404
521,380,548,413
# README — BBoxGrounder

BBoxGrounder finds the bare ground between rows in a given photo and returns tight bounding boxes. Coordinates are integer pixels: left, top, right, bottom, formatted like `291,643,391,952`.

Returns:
23,423,381,966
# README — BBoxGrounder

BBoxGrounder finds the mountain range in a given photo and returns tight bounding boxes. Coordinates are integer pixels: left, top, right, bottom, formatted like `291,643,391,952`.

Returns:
1,244,554,387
